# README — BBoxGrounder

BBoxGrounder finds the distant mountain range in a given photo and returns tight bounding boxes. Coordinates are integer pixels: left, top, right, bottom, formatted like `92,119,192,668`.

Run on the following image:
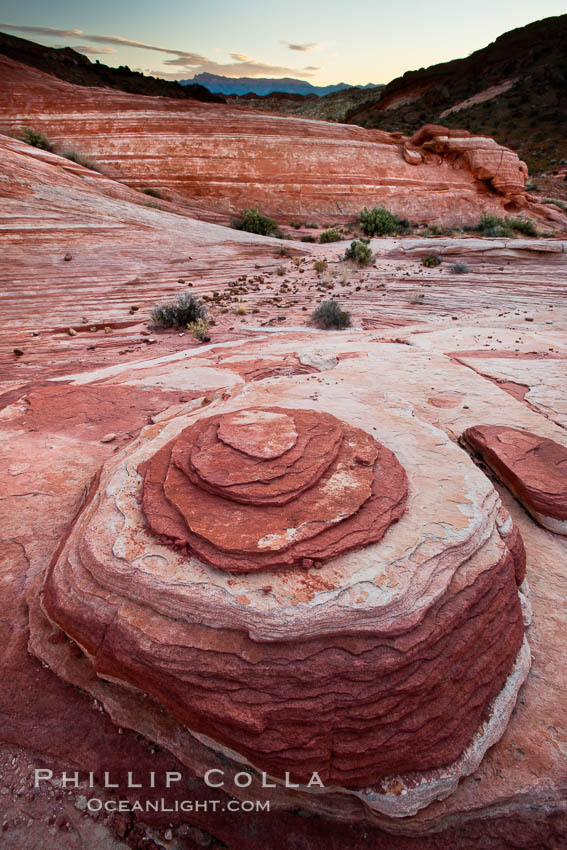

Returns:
180,73,378,97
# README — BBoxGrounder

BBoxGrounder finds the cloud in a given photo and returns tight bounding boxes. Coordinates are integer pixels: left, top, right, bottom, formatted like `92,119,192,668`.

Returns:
0,22,319,79
74,45,117,55
0,23,207,60
282,41,321,52
303,65,320,70
0,24,84,37
163,51,317,78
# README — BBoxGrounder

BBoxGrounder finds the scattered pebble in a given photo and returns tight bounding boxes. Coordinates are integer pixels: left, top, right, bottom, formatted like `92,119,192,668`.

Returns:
101,433,116,443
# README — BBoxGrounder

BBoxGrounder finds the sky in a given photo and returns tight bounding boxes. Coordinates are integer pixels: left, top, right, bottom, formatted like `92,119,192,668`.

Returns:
1,1,565,85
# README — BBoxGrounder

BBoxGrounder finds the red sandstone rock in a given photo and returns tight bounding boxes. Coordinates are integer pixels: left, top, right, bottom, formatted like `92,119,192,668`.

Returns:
463,425,567,534
141,407,407,570
35,362,529,818
0,55,552,228
410,124,529,205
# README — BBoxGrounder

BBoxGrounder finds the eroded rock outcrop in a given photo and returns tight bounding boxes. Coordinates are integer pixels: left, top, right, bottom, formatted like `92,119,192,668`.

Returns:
463,425,567,534
37,360,529,818
407,124,529,206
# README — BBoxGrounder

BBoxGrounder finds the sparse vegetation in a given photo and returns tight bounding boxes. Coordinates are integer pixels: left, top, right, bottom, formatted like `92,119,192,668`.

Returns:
151,293,206,328
276,265,286,276
61,149,102,171
142,187,163,198
311,299,352,329
301,234,316,242
475,212,538,238
359,205,401,237
236,305,247,315
314,259,328,274
344,239,373,265
233,207,280,236
451,262,470,274
319,228,342,243
409,290,425,304
20,126,53,151
509,217,538,236
422,254,441,268
187,318,210,342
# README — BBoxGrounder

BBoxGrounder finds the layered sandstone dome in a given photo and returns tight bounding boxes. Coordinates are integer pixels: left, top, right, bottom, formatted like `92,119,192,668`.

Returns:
39,366,530,817
141,407,408,571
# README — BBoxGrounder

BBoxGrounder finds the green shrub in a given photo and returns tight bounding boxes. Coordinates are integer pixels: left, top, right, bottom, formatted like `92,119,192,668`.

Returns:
314,259,328,274
151,293,205,328
360,205,400,236
451,262,469,274
142,187,163,198
509,217,537,236
187,318,210,342
476,212,537,238
311,299,351,329
301,234,316,242
422,253,441,268
62,149,101,172
344,239,373,265
20,126,52,151
233,207,279,236
320,228,342,243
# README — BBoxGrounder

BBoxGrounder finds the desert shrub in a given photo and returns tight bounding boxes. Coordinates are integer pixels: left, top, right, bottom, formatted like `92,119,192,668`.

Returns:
476,212,537,238
509,217,537,236
236,304,247,315
61,149,101,171
187,318,210,342
477,212,513,237
344,239,373,265
233,207,279,236
20,126,52,151
451,262,469,274
151,293,205,328
142,187,163,198
320,228,342,243
422,253,441,268
301,235,316,242
314,259,328,274
276,265,286,276
359,205,400,237
311,299,351,329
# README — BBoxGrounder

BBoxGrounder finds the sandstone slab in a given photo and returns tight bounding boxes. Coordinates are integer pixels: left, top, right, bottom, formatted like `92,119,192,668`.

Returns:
463,425,567,534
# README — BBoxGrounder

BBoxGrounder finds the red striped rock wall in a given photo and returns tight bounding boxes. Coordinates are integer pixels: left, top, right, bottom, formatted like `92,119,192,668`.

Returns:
0,54,537,228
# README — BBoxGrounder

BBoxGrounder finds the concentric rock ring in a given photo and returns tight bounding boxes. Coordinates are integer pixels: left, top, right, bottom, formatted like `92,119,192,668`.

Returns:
141,407,408,572
37,370,530,818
